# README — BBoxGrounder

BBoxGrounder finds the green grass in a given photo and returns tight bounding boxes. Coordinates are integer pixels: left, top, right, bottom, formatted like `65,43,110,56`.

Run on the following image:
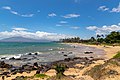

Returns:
35,74,48,78
113,52,120,58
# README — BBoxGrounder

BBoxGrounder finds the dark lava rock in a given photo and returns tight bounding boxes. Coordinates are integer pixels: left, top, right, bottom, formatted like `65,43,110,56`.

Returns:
34,53,38,55
15,58,22,60
64,54,68,57
61,52,64,53
9,57,15,60
84,51,93,54
22,64,33,71
33,62,38,67
1,57,6,60
2,72,10,76
28,53,32,55
0,61,12,68
10,67,24,74
64,58,71,62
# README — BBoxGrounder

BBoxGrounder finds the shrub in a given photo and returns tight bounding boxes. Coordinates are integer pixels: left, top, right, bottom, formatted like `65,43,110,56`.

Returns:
53,63,68,79
113,52,120,58
35,74,48,78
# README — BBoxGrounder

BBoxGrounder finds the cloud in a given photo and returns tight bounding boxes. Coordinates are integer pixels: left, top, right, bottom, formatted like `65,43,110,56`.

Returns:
12,28,28,31
98,6,109,11
0,28,73,41
21,14,34,17
2,6,34,17
118,23,120,25
2,6,11,10
86,26,97,30
59,21,68,24
62,14,80,18
111,2,120,13
98,2,120,13
86,23,120,35
48,13,57,17
71,26,80,30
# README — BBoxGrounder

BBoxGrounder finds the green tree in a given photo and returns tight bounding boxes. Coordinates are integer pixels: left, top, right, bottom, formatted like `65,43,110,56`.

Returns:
90,37,96,42
105,31,120,43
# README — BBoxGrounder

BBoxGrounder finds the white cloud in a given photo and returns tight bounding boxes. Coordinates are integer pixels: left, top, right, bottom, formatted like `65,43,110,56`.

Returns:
2,6,11,10
48,13,57,17
59,21,68,24
118,23,120,25
111,3,120,13
0,28,73,41
62,14,80,18
86,26,97,30
12,28,28,31
10,11,19,15
2,6,34,17
86,23,120,35
71,26,80,30
98,2,120,13
98,6,109,11
21,14,34,17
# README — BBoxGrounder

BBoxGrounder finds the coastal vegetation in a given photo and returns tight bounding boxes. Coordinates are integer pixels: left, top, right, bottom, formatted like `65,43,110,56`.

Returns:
113,52,120,58
35,74,48,78
47,63,73,80
60,37,80,43
60,31,120,45
84,52,120,80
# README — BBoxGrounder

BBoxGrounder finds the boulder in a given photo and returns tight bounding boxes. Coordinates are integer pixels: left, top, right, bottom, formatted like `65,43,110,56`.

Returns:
0,61,12,68
9,57,15,60
64,54,68,57
33,62,38,67
84,51,93,54
2,72,10,76
34,53,38,55
28,53,32,55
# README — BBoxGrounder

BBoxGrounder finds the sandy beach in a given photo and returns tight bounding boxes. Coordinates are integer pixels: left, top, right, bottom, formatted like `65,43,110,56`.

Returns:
78,43,120,59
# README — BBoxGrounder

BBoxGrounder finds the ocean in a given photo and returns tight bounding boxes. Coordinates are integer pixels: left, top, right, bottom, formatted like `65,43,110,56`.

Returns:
0,42,71,56
0,42,74,66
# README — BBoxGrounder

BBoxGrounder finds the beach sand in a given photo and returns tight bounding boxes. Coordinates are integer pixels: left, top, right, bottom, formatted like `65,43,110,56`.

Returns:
79,43,120,59
66,43,120,59
60,43,120,80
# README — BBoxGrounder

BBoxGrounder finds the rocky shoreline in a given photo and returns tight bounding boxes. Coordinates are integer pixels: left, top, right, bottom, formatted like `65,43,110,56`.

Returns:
0,56,104,79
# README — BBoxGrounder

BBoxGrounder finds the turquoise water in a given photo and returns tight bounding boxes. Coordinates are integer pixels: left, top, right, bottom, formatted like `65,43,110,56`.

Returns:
0,42,70,55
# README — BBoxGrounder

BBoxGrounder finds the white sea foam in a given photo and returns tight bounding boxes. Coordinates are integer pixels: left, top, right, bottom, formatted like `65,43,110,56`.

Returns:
0,54,22,60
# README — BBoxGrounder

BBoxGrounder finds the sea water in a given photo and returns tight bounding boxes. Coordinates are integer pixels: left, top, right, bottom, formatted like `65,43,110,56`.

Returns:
0,42,71,58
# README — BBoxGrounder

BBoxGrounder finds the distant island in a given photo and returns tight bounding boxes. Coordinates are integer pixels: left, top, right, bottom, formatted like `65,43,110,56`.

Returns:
0,36,51,42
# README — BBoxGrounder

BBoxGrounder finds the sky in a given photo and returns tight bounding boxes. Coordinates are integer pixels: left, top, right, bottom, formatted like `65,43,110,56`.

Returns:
0,0,120,41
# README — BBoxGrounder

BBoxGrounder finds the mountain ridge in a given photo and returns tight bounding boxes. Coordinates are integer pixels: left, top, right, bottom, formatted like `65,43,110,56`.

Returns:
0,37,50,42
